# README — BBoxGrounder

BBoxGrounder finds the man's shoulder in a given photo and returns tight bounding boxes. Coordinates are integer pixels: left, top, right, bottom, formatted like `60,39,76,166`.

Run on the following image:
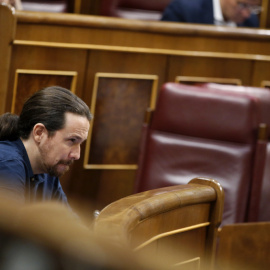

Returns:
162,0,213,22
0,140,22,160
170,0,209,8
242,14,260,28
0,140,27,175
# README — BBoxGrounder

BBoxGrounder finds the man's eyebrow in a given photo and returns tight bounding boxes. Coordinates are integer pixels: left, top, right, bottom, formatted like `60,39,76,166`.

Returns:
67,135,82,140
68,135,87,142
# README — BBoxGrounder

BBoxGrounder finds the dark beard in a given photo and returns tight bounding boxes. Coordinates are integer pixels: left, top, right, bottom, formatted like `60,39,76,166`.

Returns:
46,160,73,177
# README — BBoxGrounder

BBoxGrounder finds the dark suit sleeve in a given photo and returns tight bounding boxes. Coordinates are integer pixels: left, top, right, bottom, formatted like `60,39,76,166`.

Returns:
161,0,187,22
241,14,260,28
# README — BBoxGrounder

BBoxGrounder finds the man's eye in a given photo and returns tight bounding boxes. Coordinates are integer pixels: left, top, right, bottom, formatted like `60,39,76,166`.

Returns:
69,139,76,143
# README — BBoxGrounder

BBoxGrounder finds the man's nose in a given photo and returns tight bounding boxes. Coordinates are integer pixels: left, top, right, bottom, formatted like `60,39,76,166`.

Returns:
70,145,81,160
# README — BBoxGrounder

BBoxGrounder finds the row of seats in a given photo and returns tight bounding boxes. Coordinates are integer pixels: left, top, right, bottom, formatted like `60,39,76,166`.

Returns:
11,0,170,18
134,82,270,226
94,83,270,268
94,179,270,270
95,177,224,270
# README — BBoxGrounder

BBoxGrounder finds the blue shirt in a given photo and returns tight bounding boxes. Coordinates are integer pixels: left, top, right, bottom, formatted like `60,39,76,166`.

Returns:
0,139,68,204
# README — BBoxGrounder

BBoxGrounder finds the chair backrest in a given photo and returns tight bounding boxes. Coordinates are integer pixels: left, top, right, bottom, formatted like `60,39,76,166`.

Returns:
204,83,270,136
216,222,270,270
203,83,270,222
94,177,224,270
99,0,170,20
134,82,266,226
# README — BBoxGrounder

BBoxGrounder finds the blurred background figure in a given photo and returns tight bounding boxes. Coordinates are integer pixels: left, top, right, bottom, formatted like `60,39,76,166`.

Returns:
161,0,262,27
0,0,22,9
0,197,160,270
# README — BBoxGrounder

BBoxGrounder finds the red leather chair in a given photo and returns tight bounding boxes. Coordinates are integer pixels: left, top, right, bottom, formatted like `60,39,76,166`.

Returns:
134,83,267,226
203,83,270,222
99,0,170,20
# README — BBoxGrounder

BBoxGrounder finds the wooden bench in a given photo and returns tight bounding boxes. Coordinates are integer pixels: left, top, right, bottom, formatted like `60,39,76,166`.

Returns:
94,177,224,270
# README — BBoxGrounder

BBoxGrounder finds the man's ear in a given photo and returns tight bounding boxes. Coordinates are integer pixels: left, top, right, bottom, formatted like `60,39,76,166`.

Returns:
32,123,47,143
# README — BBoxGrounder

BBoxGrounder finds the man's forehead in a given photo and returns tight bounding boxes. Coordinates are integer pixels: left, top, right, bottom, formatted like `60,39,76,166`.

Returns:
62,112,89,131
64,112,89,123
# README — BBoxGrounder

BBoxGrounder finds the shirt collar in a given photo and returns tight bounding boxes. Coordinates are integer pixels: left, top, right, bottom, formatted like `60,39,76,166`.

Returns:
213,0,237,27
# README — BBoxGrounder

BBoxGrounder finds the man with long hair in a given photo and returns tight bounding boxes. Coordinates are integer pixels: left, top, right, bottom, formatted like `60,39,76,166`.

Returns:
0,86,92,204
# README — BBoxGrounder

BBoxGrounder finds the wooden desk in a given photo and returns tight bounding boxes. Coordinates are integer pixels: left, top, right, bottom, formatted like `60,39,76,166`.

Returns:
94,178,224,270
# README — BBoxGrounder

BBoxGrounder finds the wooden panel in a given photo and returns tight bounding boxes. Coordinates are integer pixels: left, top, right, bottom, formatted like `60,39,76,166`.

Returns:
5,46,88,112
94,178,224,270
156,229,205,266
130,204,210,248
261,81,270,88
12,69,77,114
216,222,270,270
79,0,100,15
260,0,270,28
84,73,158,169
252,61,270,87
83,51,167,103
167,56,254,86
13,11,270,55
0,5,16,114
175,258,200,270
136,228,205,268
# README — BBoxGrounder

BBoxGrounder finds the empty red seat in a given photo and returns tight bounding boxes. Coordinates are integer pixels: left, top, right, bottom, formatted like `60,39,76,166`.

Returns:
134,83,267,226
203,83,270,222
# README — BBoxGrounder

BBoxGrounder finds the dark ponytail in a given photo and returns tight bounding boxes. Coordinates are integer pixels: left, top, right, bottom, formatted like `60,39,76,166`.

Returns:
0,86,92,141
0,113,20,141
